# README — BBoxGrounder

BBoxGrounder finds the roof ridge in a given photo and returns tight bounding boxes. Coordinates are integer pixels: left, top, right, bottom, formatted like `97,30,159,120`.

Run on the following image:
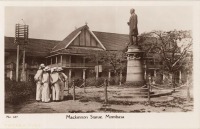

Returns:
62,25,88,41
51,24,88,52
4,36,61,42
92,31,128,36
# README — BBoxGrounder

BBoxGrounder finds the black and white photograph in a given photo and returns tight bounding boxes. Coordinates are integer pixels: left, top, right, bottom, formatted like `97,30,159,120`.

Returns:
1,1,200,129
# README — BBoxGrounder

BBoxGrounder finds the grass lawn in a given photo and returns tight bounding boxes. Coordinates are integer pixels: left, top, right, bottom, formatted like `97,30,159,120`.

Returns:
5,86,193,113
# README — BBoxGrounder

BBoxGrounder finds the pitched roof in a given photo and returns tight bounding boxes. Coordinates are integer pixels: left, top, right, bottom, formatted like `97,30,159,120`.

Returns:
92,31,129,51
4,37,17,50
49,47,104,57
5,37,59,57
51,25,87,52
5,25,138,57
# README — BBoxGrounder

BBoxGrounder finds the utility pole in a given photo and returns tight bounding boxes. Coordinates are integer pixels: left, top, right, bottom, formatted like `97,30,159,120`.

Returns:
15,23,29,82
16,44,20,82
21,45,26,81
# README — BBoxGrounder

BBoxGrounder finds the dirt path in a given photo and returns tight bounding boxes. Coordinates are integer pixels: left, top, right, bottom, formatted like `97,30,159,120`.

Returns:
5,87,193,113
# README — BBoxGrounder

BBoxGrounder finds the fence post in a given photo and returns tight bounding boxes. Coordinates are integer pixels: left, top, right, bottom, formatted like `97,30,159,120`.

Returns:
83,69,86,93
148,74,151,85
67,80,69,94
64,80,67,94
83,79,86,93
104,79,108,103
144,60,147,80
108,69,111,86
148,83,151,102
186,71,190,102
72,80,75,101
148,75,151,102
119,69,122,86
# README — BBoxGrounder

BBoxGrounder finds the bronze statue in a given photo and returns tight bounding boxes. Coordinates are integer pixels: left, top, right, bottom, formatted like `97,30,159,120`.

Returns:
127,8,138,46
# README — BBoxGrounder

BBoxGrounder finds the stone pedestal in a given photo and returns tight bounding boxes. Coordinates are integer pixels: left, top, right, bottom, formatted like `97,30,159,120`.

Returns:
126,45,144,85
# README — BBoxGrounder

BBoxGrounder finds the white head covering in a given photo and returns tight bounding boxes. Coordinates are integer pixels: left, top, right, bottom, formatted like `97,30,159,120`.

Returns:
57,67,63,72
43,66,50,72
51,67,56,73
39,64,45,69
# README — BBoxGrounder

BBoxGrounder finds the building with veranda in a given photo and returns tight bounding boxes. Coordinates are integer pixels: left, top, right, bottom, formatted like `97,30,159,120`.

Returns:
5,24,188,84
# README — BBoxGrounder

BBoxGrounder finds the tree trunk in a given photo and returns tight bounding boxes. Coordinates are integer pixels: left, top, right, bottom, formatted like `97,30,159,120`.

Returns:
170,72,175,92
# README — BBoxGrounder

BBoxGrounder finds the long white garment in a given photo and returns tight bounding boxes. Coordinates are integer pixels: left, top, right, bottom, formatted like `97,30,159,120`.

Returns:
59,81,65,100
50,72,60,101
54,83,60,101
51,86,56,100
34,69,43,101
36,82,43,101
58,72,68,100
42,72,50,102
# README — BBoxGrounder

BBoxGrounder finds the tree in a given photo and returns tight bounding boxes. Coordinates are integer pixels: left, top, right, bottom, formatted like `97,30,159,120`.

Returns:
100,50,126,74
140,30,192,89
86,49,127,76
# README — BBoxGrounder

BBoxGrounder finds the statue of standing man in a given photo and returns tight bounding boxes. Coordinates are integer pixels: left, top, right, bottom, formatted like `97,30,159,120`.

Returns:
127,8,138,46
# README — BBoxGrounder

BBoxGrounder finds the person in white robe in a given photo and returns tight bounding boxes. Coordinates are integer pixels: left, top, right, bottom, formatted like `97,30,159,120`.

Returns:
57,67,68,100
34,64,45,102
41,66,50,103
50,67,60,102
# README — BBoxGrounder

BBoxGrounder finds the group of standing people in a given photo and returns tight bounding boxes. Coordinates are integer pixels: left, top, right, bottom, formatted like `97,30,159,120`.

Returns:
34,64,68,103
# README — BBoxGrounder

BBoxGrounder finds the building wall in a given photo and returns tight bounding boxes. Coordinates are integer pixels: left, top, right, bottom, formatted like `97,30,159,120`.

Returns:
5,51,17,64
71,55,83,64
5,50,185,84
70,29,101,48
5,50,43,81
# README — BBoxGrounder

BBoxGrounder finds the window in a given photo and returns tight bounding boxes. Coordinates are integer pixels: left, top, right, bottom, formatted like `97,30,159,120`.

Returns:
57,56,61,63
52,56,56,64
47,58,51,65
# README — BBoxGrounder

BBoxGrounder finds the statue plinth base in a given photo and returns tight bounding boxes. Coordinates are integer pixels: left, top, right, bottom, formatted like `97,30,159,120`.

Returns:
126,45,145,86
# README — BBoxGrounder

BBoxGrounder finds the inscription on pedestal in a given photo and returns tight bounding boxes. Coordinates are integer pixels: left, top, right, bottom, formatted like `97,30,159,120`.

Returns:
126,46,144,85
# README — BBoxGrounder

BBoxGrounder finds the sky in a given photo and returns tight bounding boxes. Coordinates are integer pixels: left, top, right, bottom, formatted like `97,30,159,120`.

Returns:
5,6,193,41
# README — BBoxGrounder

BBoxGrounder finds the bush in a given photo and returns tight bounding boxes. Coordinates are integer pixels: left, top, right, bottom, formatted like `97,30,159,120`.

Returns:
86,77,105,86
123,81,145,87
85,78,95,86
71,78,84,87
5,80,36,105
71,76,126,87
84,76,127,86
109,77,119,85
95,77,105,86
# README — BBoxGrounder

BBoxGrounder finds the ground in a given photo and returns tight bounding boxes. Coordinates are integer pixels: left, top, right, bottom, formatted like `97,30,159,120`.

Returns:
5,86,193,113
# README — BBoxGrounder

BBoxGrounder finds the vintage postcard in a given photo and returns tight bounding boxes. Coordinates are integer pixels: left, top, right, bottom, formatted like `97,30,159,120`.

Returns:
0,1,200,129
